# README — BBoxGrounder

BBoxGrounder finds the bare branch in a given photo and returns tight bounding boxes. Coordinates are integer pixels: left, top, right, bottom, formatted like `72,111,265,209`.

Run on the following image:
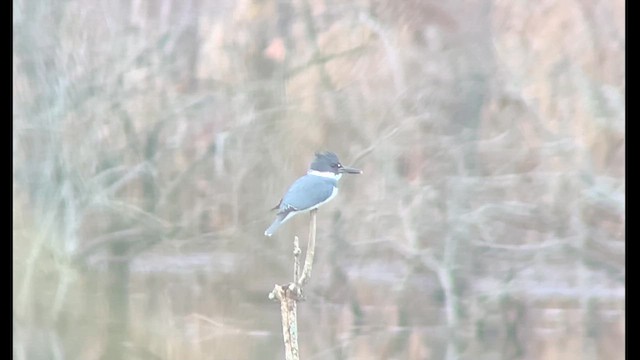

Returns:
297,210,317,287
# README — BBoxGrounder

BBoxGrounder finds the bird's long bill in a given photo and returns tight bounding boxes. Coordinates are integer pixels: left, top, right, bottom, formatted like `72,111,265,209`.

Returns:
340,166,363,174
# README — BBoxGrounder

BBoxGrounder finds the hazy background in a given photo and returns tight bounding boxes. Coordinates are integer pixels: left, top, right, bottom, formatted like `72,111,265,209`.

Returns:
13,0,624,359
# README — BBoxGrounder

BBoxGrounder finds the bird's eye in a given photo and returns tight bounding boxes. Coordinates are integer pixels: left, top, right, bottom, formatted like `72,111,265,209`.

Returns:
337,163,343,168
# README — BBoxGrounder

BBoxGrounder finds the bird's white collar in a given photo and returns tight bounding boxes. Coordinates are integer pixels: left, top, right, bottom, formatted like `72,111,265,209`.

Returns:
307,170,342,180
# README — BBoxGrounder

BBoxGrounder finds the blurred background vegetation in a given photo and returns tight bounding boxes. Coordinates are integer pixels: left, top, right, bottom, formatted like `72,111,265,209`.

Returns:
13,0,624,359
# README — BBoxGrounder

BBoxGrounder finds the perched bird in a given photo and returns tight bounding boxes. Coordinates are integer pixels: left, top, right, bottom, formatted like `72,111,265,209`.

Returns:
265,152,362,236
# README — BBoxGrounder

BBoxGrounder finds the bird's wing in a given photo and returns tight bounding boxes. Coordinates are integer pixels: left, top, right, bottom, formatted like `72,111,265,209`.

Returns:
278,175,336,214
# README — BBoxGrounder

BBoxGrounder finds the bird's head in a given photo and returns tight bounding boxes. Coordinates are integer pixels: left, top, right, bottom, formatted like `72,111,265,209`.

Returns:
310,151,362,175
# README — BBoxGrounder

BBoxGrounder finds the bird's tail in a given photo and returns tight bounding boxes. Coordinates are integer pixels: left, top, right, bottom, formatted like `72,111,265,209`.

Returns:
264,215,286,237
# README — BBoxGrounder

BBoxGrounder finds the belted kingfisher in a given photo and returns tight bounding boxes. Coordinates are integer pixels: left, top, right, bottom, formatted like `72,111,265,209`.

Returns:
265,152,362,236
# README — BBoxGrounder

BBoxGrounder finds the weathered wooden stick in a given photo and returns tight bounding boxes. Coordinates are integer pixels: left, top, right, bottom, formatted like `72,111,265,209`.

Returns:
269,209,318,360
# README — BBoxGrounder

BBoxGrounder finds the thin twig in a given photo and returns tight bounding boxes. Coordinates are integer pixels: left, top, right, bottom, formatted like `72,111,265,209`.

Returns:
293,236,301,283
297,209,317,287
